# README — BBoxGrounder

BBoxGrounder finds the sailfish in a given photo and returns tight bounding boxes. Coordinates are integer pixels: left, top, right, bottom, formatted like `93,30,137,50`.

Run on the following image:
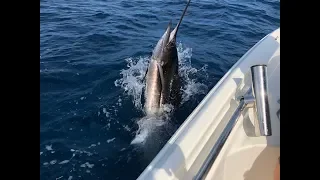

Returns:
144,0,191,116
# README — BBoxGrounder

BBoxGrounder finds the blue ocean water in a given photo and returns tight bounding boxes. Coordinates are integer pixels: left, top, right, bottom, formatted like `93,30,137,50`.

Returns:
40,0,280,179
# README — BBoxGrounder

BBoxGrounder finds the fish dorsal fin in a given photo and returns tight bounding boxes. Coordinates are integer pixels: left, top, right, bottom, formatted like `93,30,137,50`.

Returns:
162,20,172,49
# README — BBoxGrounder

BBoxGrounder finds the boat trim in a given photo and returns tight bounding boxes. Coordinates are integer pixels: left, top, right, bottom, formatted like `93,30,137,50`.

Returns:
194,99,245,180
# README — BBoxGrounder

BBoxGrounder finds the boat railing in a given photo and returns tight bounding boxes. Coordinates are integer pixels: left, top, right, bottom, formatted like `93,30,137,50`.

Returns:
194,64,272,180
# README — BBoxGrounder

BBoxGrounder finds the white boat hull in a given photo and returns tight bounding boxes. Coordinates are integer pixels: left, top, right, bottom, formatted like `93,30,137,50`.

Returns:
137,28,280,180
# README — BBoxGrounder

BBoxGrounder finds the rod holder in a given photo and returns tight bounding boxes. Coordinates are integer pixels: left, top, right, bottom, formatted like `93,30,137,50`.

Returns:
194,65,272,180
243,65,272,136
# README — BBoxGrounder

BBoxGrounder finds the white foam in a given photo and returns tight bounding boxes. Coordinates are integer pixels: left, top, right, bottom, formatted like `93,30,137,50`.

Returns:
43,162,49,166
102,108,110,117
45,145,53,151
70,148,93,157
107,138,116,143
50,160,57,165
177,43,208,103
51,151,55,153
83,150,93,156
117,98,122,106
59,160,70,164
114,56,149,109
130,115,166,145
123,125,131,132
80,97,85,100
80,162,94,168
86,162,94,168
56,176,63,180
88,144,96,148
68,176,73,180
40,152,43,155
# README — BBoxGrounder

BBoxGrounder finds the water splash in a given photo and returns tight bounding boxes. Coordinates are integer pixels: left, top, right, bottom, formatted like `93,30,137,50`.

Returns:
130,116,165,145
115,43,208,144
177,43,208,103
130,104,174,145
114,56,149,109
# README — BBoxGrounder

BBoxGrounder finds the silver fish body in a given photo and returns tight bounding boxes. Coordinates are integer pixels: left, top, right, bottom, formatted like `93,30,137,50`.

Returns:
144,0,191,116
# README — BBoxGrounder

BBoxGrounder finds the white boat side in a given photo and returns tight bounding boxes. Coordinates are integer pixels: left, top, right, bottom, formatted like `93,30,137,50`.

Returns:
137,28,280,180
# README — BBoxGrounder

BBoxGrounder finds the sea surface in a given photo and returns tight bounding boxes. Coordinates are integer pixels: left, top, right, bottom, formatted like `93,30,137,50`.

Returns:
40,0,280,179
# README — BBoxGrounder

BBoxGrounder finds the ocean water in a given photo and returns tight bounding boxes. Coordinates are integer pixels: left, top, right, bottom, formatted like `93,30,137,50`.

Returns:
40,0,280,179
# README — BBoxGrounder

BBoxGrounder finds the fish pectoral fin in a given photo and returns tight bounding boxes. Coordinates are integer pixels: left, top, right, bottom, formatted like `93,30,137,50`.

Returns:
156,63,165,92
143,68,148,83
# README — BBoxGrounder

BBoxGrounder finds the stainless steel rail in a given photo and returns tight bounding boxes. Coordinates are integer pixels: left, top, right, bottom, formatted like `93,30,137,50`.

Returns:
194,65,272,180
193,99,246,180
